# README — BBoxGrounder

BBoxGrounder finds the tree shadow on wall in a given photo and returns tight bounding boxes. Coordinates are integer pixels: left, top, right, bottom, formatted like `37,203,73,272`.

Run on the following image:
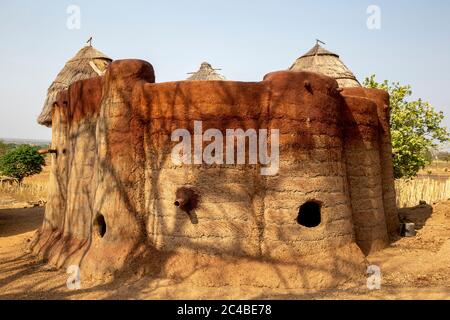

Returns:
30,118,98,270
115,76,366,293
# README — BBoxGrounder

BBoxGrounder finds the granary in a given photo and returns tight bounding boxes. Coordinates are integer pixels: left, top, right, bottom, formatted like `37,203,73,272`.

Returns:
32,42,399,289
289,42,361,88
187,62,226,80
37,45,112,127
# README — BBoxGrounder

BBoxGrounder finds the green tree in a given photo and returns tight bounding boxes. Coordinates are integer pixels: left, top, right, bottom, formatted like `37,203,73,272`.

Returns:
364,75,449,179
0,144,45,183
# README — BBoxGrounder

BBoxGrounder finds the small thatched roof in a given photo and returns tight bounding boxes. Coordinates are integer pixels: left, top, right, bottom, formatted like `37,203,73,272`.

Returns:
289,43,361,88
37,45,112,127
187,62,226,81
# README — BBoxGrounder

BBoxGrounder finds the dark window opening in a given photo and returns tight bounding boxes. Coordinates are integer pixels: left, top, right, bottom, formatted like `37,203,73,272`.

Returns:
94,214,106,238
297,201,321,228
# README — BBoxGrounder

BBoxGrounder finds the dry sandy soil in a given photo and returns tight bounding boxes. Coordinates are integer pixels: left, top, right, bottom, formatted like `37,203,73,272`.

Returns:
0,194,449,300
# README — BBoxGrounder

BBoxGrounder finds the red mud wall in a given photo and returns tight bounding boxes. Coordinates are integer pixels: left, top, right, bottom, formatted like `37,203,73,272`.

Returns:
33,59,397,282
138,79,270,258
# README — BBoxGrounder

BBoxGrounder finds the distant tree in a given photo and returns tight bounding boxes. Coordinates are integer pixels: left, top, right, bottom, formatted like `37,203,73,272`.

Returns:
364,75,450,179
436,151,450,162
0,140,8,157
0,141,18,156
423,149,435,163
0,144,45,183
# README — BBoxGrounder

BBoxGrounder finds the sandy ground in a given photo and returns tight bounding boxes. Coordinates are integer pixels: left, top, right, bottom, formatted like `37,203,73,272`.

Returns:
0,195,449,299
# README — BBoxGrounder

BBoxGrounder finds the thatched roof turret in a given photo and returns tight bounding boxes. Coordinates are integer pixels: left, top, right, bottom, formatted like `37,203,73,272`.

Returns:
289,43,360,88
187,62,225,81
37,45,112,127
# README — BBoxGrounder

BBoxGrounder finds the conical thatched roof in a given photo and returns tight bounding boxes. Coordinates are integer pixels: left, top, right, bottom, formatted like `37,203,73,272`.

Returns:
289,43,361,88
37,45,112,126
187,62,226,81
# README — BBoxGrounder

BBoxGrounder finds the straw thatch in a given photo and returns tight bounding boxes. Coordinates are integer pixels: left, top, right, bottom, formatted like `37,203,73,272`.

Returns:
37,46,112,127
187,62,226,81
289,44,361,88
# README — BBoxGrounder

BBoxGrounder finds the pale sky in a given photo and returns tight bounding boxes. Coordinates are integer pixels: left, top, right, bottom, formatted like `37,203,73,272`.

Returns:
0,0,449,140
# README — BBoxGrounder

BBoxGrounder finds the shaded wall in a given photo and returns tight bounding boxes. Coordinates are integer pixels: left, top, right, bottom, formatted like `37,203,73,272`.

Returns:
341,95,389,254
342,88,399,237
32,77,103,268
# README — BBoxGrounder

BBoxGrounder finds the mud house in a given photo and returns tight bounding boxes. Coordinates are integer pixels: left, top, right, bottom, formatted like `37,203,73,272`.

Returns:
32,43,399,288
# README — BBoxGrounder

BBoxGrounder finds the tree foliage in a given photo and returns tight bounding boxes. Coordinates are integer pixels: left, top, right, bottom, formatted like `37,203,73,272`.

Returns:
364,75,449,179
0,144,45,182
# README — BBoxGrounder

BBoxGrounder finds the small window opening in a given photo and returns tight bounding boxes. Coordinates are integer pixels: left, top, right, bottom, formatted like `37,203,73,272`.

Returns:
94,214,107,238
297,201,321,228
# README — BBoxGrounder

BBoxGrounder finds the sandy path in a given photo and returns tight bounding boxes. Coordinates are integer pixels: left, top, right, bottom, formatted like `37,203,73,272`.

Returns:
0,200,449,299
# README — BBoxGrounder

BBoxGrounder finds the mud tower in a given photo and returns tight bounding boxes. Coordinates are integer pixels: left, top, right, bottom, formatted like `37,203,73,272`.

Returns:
32,44,399,289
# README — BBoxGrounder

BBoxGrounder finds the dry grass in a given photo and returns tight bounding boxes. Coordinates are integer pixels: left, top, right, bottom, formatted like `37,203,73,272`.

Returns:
0,164,49,203
418,160,450,176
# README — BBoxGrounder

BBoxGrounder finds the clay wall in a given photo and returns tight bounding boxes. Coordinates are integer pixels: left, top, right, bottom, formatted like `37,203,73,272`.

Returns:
341,94,389,254
342,88,399,237
32,59,397,281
